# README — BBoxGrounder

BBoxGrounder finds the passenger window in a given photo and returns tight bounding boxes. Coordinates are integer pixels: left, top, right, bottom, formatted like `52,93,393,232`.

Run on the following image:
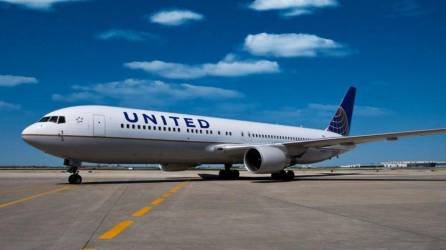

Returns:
178,128,181,132
127,124,130,129
121,124,124,128
137,125,141,129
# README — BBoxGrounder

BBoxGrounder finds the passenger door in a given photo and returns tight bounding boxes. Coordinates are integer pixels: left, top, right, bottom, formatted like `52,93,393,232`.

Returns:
93,115,106,137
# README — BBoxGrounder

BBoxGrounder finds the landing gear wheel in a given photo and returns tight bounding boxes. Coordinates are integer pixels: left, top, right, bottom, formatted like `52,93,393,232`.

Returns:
68,174,82,184
218,170,225,179
286,170,295,180
271,170,294,181
271,172,282,180
218,170,240,180
233,170,240,179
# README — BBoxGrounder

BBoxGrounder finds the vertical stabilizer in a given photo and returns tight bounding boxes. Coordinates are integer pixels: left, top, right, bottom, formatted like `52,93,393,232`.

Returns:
326,86,356,136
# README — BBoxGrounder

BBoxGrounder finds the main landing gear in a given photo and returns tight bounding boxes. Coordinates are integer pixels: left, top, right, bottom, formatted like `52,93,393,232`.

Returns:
64,159,82,184
218,163,240,180
271,170,295,181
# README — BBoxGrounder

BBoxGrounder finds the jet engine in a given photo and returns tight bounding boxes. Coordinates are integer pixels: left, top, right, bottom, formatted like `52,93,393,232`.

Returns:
159,163,197,171
243,146,290,174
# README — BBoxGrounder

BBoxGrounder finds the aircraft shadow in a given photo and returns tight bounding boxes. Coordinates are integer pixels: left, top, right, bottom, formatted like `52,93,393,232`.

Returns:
61,172,365,185
58,172,445,185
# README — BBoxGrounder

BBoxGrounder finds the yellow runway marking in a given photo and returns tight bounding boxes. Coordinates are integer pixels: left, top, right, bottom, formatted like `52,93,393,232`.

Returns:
150,197,165,206
82,248,97,250
98,182,188,241
161,192,172,198
98,220,134,240
0,186,72,209
132,206,153,217
169,183,187,193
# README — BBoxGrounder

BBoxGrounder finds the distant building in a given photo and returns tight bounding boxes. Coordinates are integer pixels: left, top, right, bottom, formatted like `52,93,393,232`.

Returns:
337,161,446,168
381,161,445,168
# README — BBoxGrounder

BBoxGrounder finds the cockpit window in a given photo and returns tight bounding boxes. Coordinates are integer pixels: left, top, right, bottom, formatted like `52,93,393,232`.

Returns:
38,116,66,124
39,116,50,122
49,116,58,123
58,116,66,124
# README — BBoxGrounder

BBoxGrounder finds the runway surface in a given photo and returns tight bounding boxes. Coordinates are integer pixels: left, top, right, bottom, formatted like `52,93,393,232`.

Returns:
1,169,446,250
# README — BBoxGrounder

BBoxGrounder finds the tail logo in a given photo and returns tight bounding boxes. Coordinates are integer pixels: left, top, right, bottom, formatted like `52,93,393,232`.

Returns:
328,107,350,136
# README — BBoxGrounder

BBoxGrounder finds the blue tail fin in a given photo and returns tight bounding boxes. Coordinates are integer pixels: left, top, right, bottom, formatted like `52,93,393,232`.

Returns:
326,86,356,136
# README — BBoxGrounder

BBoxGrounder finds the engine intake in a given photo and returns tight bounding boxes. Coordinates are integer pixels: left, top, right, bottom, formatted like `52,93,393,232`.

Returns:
244,146,290,174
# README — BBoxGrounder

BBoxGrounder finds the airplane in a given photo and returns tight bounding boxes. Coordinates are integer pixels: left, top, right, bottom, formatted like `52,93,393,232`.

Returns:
21,87,446,184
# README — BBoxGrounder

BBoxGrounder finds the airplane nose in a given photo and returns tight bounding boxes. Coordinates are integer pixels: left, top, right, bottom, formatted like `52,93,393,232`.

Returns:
21,125,33,136
21,123,41,145
22,123,57,152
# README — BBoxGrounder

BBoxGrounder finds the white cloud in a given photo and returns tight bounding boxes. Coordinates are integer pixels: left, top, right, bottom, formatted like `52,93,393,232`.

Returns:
391,0,427,17
249,0,338,16
96,29,158,42
52,92,102,103
0,75,38,87
52,79,243,107
0,100,21,110
282,8,312,16
0,0,85,10
244,33,348,57
150,9,204,26
124,58,279,79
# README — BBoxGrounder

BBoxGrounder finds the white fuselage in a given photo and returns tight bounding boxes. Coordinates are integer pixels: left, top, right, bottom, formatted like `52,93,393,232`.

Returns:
22,105,351,166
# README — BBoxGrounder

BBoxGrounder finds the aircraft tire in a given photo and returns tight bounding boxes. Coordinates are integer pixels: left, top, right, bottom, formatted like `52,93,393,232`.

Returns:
271,170,294,181
286,170,295,180
219,170,240,180
68,174,82,184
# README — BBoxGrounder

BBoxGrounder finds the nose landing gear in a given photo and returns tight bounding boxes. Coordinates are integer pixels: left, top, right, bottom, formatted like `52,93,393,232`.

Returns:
68,173,82,184
64,159,83,184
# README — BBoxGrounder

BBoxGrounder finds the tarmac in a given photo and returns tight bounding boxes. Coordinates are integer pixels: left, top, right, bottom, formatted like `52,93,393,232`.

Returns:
1,169,446,250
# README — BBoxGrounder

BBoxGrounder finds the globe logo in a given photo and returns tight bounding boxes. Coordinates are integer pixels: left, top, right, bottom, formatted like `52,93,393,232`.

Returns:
328,107,349,136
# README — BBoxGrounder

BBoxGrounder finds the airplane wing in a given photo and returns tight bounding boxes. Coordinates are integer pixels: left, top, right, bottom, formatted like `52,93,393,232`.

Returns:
212,128,446,155
286,128,446,148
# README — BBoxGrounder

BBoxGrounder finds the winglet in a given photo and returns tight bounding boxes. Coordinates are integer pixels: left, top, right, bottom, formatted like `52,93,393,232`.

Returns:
326,86,356,136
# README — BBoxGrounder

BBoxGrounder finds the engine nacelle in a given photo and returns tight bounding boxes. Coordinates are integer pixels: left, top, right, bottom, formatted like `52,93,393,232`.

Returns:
159,163,197,171
244,146,290,174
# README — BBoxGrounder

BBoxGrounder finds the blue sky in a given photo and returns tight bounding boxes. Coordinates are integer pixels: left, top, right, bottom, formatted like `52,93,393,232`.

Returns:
0,0,445,166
